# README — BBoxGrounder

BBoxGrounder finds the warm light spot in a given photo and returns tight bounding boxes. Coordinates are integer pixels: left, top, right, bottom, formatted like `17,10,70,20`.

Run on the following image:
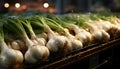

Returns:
43,3,49,8
4,3,9,8
15,3,20,8
22,5,27,10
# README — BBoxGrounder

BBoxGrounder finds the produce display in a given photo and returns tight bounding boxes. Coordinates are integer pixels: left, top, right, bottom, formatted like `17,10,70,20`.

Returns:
0,12,120,68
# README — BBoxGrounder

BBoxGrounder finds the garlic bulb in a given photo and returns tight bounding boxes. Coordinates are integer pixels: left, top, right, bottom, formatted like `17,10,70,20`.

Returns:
46,27,69,54
86,22,110,43
36,33,48,40
25,45,49,63
71,25,92,45
11,41,21,50
11,40,27,54
91,29,110,43
0,25,23,68
98,20,112,31
24,36,50,64
36,38,46,46
108,24,120,38
64,28,83,50
0,41,23,69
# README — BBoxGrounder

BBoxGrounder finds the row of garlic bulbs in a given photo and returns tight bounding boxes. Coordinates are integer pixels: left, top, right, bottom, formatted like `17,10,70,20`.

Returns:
0,14,120,69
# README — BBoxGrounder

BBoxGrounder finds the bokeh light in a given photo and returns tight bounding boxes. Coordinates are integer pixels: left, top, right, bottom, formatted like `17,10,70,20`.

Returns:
15,3,21,8
43,3,49,8
4,3,9,8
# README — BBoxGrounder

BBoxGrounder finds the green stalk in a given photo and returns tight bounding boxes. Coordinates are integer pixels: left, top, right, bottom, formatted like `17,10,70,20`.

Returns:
28,16,55,39
45,18,69,36
49,14,88,29
0,24,8,51
29,16,46,30
39,17,56,36
6,18,28,39
0,26,4,42
6,17,35,47
20,18,37,40
46,14,74,29
45,18,64,32
29,16,49,31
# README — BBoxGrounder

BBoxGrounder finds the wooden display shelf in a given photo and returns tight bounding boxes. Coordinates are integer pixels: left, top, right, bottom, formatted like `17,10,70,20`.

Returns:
24,38,120,69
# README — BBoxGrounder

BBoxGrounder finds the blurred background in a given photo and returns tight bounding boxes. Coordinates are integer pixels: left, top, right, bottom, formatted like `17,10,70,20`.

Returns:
0,0,120,14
